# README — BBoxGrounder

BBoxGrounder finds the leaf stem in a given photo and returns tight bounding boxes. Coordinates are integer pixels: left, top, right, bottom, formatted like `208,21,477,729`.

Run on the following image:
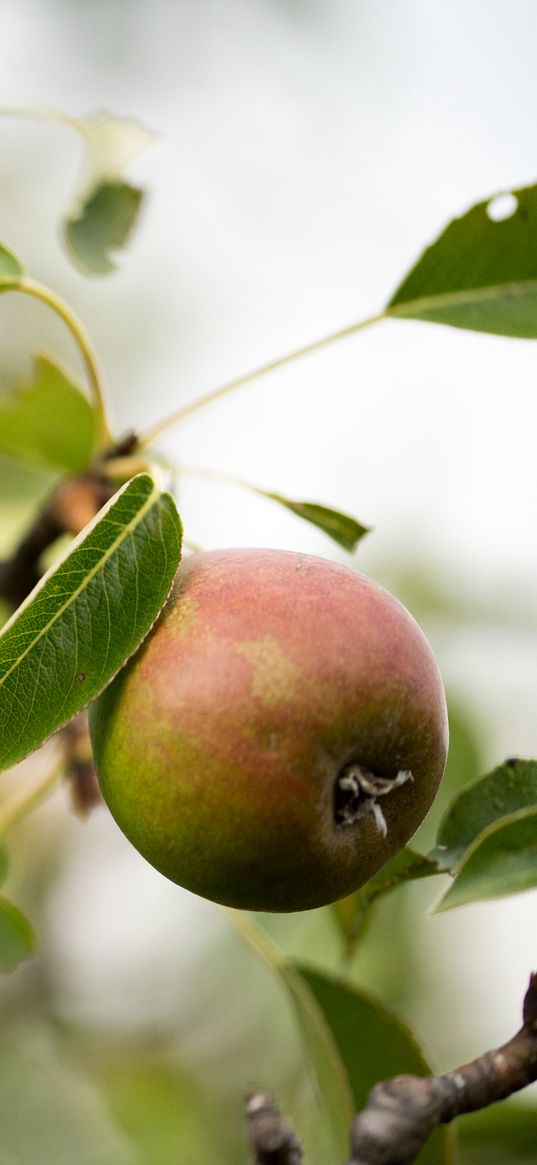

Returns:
0,102,84,136
152,456,266,498
138,310,386,447
0,756,64,838
13,277,114,451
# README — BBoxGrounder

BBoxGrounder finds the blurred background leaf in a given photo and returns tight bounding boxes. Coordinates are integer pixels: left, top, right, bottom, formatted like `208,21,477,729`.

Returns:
66,181,144,276
458,1101,537,1164
0,898,35,971
0,242,24,283
0,357,96,472
297,965,454,1165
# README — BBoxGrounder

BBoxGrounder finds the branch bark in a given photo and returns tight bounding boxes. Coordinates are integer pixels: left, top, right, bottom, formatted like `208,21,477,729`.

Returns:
347,972,537,1165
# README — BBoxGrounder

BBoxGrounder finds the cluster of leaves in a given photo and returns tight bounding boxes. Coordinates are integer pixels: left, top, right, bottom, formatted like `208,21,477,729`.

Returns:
2,173,537,770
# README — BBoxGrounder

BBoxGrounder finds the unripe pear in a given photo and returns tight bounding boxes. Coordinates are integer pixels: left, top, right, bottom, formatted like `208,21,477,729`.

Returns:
89,549,448,912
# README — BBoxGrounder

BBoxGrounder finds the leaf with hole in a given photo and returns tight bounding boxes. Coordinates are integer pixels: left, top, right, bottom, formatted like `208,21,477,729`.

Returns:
0,897,35,971
266,493,370,551
0,242,24,287
0,474,182,772
431,758,537,872
435,804,537,912
0,357,97,472
297,965,454,1165
388,183,537,337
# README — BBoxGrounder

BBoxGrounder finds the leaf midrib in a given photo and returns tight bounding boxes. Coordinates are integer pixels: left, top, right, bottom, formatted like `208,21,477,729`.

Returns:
388,278,537,317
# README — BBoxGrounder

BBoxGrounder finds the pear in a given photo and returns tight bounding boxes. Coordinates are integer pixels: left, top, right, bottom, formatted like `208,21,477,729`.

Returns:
89,549,448,912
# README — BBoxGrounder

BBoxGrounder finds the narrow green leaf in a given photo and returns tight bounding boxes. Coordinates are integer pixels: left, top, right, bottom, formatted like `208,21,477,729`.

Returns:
222,908,354,1159
65,181,144,275
0,474,182,772
332,847,440,954
435,805,537,912
0,242,24,286
388,183,537,338
0,897,35,970
297,965,452,1165
266,493,370,552
432,758,537,872
0,357,97,472
0,845,8,884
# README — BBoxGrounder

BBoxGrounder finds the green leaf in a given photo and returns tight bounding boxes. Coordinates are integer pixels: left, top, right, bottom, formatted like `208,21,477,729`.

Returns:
388,184,537,338
222,908,354,1159
65,110,157,275
102,1060,229,1163
65,181,144,275
297,965,453,1165
331,847,440,955
0,474,182,772
266,493,370,551
0,845,8,884
0,1025,141,1164
0,897,35,970
432,758,537,871
0,242,24,286
460,1100,537,1163
435,804,537,912
0,357,97,472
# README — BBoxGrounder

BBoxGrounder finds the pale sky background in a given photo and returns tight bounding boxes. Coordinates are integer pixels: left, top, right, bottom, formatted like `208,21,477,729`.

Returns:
2,0,537,1090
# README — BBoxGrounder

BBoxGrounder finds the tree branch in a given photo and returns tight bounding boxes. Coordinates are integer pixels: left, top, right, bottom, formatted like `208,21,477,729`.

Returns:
347,972,537,1165
245,976,537,1165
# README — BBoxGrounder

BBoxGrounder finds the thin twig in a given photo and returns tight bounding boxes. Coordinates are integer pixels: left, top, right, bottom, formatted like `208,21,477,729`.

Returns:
138,311,386,446
62,714,102,816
